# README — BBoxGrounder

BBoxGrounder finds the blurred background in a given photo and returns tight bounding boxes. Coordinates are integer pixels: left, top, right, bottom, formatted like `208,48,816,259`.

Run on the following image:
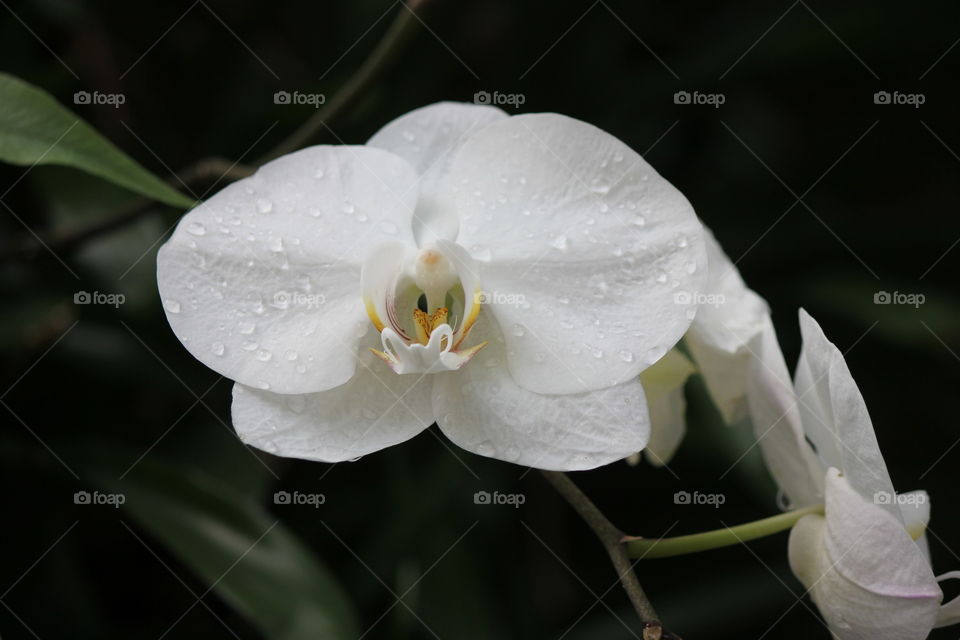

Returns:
2,0,959,637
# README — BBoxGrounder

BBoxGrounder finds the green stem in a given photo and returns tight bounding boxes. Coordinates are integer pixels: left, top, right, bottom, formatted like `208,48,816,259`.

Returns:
626,505,824,560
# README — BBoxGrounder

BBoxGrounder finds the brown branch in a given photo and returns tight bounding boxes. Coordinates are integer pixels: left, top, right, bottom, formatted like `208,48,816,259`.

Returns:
258,0,434,163
540,471,680,640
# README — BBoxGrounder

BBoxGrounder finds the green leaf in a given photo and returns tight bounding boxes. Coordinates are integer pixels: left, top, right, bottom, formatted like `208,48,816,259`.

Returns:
0,72,194,208
94,457,358,640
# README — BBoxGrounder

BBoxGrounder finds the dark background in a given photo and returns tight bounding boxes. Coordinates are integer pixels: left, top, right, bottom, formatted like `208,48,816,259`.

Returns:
2,0,959,638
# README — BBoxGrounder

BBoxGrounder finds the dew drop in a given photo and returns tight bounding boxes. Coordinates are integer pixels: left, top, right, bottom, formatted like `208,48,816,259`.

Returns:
685,261,698,274
284,350,299,361
255,198,273,214
211,342,225,356
242,340,259,351
618,349,634,363
342,200,355,214
510,324,526,337
631,215,646,227
314,167,325,179
255,349,273,362
238,320,256,334
549,234,568,250
186,222,206,236
163,299,181,314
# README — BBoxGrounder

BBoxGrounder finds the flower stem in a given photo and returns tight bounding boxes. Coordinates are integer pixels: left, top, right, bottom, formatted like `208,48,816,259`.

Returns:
260,0,434,162
625,505,824,560
541,471,682,639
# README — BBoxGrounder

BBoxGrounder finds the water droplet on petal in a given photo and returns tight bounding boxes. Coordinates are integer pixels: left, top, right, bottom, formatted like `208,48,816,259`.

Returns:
255,198,273,214
511,324,526,337
255,349,273,362
549,235,568,250
211,341,225,356
163,299,181,314
186,222,206,236
618,349,634,363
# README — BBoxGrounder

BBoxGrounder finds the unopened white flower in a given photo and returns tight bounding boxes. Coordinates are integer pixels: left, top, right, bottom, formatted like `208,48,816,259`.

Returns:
156,102,707,470
746,309,960,638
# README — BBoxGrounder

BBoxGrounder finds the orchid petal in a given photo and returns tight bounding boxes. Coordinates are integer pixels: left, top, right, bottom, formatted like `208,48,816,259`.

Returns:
231,331,434,462
746,319,824,508
367,101,507,246
796,309,898,519
788,469,940,640
157,145,419,394
432,310,649,470
685,226,770,423
638,348,694,466
448,113,706,395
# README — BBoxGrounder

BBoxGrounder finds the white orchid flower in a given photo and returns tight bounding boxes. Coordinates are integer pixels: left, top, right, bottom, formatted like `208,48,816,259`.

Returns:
156,102,707,470
745,309,960,638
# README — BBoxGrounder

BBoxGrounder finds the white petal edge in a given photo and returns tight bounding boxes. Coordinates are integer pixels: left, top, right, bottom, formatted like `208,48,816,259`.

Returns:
639,348,694,466
157,145,419,394
745,318,824,508
685,226,770,424
795,309,898,519
431,310,649,470
366,101,508,246
449,112,707,395
231,331,434,462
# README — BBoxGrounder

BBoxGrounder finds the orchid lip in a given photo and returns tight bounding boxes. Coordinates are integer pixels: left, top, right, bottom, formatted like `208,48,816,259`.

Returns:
362,239,486,374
